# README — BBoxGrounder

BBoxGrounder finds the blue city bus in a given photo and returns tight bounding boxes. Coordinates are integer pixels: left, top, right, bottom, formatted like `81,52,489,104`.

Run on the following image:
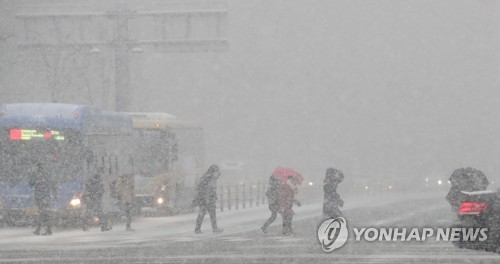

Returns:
0,103,133,226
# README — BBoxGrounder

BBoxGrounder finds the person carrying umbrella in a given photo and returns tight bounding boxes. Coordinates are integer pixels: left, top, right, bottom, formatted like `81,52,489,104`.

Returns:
271,167,303,235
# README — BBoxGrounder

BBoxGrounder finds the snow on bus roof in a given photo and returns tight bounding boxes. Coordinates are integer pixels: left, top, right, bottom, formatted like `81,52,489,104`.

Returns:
0,103,88,117
132,119,202,129
127,112,201,129
127,112,178,121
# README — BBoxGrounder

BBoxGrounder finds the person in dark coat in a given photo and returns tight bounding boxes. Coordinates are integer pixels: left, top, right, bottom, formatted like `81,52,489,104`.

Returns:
30,161,57,236
82,171,108,231
116,159,135,231
261,175,282,233
323,168,344,219
193,165,223,234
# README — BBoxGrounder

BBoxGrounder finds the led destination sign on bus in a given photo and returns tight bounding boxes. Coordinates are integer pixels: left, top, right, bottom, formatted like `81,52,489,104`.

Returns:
10,129,65,141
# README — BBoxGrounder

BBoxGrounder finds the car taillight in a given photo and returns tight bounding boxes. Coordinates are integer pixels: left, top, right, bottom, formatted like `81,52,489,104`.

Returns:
459,201,489,215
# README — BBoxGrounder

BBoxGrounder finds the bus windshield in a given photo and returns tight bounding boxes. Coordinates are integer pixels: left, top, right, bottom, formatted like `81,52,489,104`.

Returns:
133,129,169,177
0,128,84,185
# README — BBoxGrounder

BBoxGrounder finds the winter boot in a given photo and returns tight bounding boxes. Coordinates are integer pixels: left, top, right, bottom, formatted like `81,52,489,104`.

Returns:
213,228,224,234
101,226,112,232
41,229,52,236
46,226,52,235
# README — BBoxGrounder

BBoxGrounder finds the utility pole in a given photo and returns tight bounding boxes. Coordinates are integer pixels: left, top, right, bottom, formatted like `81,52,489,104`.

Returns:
17,2,228,111
109,2,134,111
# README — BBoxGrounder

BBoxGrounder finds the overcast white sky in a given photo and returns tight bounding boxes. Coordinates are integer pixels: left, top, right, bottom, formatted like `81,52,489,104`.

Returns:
2,0,500,184
129,1,500,183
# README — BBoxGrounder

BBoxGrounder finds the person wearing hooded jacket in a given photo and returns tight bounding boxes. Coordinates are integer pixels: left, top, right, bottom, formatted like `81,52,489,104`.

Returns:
323,168,344,219
193,165,223,234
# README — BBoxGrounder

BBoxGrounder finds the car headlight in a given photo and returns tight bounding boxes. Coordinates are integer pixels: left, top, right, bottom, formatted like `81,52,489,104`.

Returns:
157,197,164,205
70,197,81,207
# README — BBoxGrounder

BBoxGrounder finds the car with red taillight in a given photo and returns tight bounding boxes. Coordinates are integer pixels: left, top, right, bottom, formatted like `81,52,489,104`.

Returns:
452,190,500,252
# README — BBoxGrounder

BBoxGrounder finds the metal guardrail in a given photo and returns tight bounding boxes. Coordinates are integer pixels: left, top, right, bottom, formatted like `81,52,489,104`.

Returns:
216,181,415,212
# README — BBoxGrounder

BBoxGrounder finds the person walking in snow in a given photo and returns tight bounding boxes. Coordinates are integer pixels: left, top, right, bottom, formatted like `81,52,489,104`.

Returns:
82,171,108,231
322,168,344,219
193,165,223,234
116,158,136,231
30,161,57,236
261,175,281,233
278,175,300,235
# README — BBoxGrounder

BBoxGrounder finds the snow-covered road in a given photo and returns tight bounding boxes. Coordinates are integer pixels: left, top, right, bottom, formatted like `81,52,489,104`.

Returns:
1,191,499,263
0,192,438,250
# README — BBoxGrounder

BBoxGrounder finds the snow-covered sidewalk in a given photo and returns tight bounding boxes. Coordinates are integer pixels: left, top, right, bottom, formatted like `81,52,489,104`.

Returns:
0,191,445,250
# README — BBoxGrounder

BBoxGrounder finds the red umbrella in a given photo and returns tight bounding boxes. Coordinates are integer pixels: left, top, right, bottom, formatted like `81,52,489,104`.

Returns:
272,167,304,185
